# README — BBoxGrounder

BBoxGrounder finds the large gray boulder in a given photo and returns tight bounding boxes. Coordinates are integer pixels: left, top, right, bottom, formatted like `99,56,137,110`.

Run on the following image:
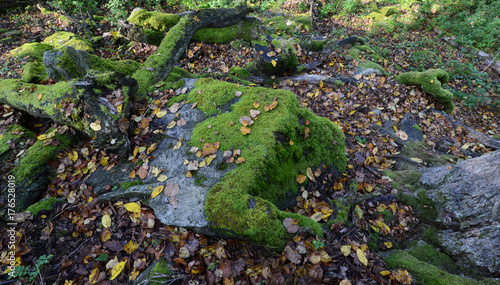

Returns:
420,150,500,274
88,78,347,248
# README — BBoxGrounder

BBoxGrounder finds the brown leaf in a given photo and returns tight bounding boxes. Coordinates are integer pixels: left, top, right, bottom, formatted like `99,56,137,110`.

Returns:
118,118,130,133
137,164,148,179
284,246,301,264
164,183,180,197
169,102,181,113
282,217,299,233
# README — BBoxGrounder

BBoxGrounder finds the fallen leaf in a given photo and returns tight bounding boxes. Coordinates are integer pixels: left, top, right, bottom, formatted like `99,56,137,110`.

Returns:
250,109,260,118
137,165,148,179
282,217,299,233
235,91,243,97
177,118,187,126
123,240,139,254
253,101,260,108
271,59,277,67
356,249,368,266
156,110,167,118
306,167,316,182
240,126,251,135
341,245,351,256
296,174,307,184
102,213,112,228
110,260,127,280
151,185,164,198
90,120,102,131
157,174,168,182
124,202,141,218
169,103,181,113
239,116,254,126
235,157,245,164
164,183,180,197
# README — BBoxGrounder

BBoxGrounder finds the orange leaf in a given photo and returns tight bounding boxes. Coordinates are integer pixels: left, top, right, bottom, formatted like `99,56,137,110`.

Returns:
296,175,307,184
240,126,251,135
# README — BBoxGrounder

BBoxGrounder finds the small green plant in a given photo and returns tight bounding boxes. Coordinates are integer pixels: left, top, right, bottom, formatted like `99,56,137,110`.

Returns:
312,238,325,250
9,254,53,281
355,136,367,145
207,260,219,270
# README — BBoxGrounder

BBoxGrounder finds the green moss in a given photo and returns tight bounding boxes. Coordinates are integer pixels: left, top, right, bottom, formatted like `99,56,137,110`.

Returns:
359,61,388,76
0,124,34,154
396,69,454,113
43,31,94,53
264,16,292,34
408,243,459,273
9,43,53,62
25,197,60,215
187,78,346,248
167,66,197,82
229,66,251,80
385,169,422,191
399,190,438,223
290,15,312,32
120,180,143,189
12,128,73,184
22,62,47,83
332,199,350,223
0,79,77,119
385,250,484,285
149,258,173,285
127,9,181,31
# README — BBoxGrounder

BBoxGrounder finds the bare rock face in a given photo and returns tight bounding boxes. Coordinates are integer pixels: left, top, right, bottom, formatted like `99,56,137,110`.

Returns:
420,150,500,274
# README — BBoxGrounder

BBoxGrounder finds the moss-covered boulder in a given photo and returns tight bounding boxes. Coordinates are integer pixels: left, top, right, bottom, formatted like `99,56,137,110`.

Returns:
9,42,53,62
42,31,94,53
94,78,346,249
396,69,454,113
369,6,398,23
43,46,139,81
252,35,300,76
25,197,61,215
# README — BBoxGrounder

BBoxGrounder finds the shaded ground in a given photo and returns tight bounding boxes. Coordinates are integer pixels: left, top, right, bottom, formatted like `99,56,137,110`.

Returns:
0,2,499,284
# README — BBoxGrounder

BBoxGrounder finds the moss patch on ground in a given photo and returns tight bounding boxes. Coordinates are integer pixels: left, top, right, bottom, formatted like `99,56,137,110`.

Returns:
186,78,346,248
25,197,61,215
396,69,455,113
8,42,53,62
148,258,173,285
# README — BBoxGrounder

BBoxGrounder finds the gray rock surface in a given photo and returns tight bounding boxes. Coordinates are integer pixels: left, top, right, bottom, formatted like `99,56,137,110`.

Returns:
420,150,500,274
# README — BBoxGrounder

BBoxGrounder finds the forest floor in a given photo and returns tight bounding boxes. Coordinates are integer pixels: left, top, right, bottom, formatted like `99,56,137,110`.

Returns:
0,2,499,284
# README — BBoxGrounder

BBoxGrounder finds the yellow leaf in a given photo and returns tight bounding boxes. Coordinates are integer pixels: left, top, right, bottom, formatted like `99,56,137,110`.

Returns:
341,245,351,256
102,213,111,228
100,156,108,166
240,126,251,135
110,260,127,280
167,121,176,129
253,101,260,108
129,268,140,281
151,185,164,198
319,80,324,88
173,140,182,150
124,202,141,218
90,120,102,131
117,104,123,113
430,80,434,84
296,174,307,184
147,143,157,154
64,281,74,285
356,248,368,266
89,268,99,284
37,93,43,101
156,110,167,118
235,157,245,164
271,59,277,67
123,240,140,254
380,270,391,276
384,242,393,249
37,134,48,140
410,157,423,163
306,167,316,182
157,174,168,182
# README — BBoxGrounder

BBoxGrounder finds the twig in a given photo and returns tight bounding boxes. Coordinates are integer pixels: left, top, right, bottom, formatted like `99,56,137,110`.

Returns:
53,238,91,269
482,50,500,72
33,259,44,285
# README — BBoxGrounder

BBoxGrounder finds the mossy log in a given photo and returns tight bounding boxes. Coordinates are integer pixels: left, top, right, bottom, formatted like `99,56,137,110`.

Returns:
0,72,137,154
396,69,455,113
131,0,248,95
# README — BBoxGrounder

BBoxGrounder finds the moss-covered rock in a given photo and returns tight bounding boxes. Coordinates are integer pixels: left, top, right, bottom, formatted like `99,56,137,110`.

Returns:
22,62,47,83
187,78,346,248
359,61,388,76
229,66,251,80
43,46,139,81
25,197,61,215
290,15,312,32
252,35,299,76
264,16,292,34
42,31,94,53
9,43,53,62
396,69,454,113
